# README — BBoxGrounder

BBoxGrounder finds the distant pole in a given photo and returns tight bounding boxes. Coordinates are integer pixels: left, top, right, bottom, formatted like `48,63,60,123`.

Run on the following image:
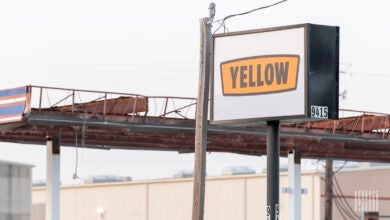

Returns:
192,3,214,220
324,159,333,220
267,120,280,220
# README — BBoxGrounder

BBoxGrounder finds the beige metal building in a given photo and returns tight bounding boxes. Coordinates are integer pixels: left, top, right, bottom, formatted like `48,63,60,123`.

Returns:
32,167,390,220
0,160,32,220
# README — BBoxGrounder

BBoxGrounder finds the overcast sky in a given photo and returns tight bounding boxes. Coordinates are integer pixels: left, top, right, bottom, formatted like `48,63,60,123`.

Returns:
1,0,390,184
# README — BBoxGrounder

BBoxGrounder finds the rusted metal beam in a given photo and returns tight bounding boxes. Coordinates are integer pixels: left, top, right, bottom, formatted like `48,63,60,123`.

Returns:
47,96,148,116
292,115,390,133
4,85,390,163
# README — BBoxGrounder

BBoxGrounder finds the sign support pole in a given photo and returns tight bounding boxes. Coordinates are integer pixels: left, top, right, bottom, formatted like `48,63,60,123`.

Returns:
192,3,214,220
46,134,60,220
288,149,301,220
267,120,280,220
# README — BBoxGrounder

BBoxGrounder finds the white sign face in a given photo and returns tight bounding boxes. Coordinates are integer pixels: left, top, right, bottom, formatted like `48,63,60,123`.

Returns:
212,26,306,124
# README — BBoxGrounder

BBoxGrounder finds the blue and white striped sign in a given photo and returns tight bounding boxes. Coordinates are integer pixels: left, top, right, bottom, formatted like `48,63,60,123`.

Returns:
0,86,30,124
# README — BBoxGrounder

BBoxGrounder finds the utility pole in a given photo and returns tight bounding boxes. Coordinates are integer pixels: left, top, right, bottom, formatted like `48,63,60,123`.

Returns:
192,3,215,220
324,159,333,220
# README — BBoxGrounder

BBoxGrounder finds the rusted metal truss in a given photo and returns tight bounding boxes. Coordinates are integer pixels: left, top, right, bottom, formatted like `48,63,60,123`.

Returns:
29,85,195,119
50,96,148,116
285,109,390,138
1,86,390,162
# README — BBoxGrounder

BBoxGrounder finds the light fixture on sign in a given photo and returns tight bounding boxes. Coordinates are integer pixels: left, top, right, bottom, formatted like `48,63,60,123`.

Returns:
96,207,105,219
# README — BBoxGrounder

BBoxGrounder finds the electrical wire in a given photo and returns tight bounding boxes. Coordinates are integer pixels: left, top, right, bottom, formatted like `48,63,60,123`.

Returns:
340,71,390,77
213,0,288,34
333,196,350,220
321,163,359,219
333,161,348,174
72,129,80,180
333,190,356,219
334,196,357,219
333,175,359,219
314,159,322,173
322,175,355,219
334,175,357,216
73,112,88,180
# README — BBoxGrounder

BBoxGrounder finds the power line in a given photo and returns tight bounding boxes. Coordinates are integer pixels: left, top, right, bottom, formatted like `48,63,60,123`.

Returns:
333,197,350,220
72,130,80,180
333,175,359,219
321,175,357,219
321,163,359,219
213,0,288,34
341,62,390,67
333,161,348,174
0,68,196,73
0,61,197,68
340,71,390,77
334,196,356,219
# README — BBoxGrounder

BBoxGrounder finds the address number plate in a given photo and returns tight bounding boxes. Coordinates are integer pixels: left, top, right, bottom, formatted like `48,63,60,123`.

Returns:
311,105,328,119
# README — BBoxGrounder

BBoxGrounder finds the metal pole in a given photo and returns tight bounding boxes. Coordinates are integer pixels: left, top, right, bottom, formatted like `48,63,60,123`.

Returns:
288,149,301,220
267,120,280,220
46,134,60,220
192,3,214,220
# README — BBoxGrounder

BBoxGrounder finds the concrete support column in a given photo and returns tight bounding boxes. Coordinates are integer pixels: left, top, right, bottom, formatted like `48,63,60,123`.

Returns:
288,149,301,220
46,134,60,220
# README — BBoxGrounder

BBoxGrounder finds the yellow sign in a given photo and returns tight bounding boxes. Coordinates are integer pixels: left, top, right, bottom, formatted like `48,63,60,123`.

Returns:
220,55,300,96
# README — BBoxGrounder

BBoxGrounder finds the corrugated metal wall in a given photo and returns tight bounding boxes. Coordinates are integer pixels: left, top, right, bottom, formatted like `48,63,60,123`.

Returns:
0,161,32,220
32,172,321,220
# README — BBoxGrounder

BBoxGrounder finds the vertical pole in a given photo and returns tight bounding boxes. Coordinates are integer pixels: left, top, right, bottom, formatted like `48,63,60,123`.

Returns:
103,93,107,120
39,87,43,111
163,97,169,118
192,17,210,220
267,120,280,220
324,159,333,220
288,149,301,220
71,90,75,113
46,134,60,220
192,3,214,220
